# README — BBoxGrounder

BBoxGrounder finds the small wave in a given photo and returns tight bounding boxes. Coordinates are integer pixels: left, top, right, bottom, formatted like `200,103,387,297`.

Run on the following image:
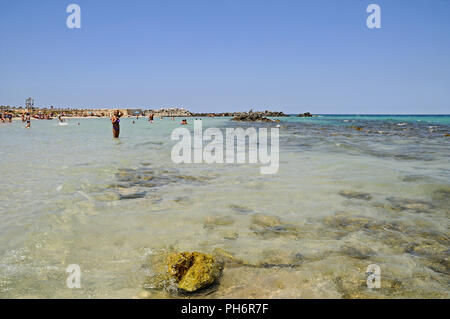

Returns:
397,123,407,126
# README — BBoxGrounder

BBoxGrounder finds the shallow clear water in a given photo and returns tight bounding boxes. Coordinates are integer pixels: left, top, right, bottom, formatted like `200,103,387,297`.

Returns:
0,115,449,298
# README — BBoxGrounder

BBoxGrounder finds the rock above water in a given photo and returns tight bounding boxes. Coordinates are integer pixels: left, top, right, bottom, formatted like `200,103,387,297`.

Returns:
231,111,274,122
297,112,313,117
167,252,223,292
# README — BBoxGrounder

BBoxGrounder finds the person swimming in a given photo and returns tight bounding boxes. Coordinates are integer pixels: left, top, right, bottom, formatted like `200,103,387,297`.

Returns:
111,110,122,138
181,119,188,125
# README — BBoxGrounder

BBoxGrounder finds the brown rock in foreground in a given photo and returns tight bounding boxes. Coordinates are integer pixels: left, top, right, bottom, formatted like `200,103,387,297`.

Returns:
167,252,223,292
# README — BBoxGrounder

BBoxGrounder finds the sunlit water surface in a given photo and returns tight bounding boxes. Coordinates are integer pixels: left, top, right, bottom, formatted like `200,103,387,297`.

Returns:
0,115,449,298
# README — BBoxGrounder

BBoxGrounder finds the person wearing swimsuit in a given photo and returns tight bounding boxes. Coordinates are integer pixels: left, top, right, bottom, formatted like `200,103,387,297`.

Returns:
111,110,122,138
25,113,31,128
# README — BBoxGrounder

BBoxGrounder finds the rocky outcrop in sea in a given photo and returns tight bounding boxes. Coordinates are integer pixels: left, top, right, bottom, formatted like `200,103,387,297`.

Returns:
191,110,287,118
231,112,274,122
229,109,287,122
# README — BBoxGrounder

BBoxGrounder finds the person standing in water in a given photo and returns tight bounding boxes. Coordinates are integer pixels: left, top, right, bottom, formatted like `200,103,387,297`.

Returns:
25,113,31,128
110,110,123,138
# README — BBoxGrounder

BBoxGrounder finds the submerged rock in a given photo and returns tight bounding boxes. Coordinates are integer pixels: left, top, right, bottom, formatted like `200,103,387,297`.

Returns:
250,214,301,239
256,249,304,268
213,248,244,266
341,243,376,260
107,182,133,189
119,191,147,200
431,187,450,203
175,175,211,182
405,241,448,260
401,175,424,182
251,224,300,240
105,166,212,201
323,213,381,233
386,197,435,214
221,230,239,240
167,252,223,292
339,190,372,201
229,204,253,214
251,214,282,227
203,215,235,229
405,241,450,275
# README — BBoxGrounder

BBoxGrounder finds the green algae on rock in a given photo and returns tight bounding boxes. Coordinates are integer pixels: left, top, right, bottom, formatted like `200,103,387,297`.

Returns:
167,252,224,292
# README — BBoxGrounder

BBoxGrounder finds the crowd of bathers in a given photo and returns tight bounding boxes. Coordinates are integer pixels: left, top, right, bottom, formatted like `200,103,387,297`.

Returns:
0,112,14,123
0,111,61,128
2,110,194,134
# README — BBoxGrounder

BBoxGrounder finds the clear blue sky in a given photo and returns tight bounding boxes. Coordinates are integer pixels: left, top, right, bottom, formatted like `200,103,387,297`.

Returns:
1,0,449,114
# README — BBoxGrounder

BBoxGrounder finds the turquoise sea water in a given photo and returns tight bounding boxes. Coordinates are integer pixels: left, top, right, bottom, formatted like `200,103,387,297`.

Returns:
292,114,450,125
0,114,449,298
